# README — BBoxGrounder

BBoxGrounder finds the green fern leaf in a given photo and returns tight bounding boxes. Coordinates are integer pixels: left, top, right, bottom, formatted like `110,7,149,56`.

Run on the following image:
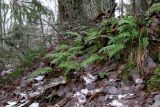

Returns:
106,44,125,57
58,61,80,70
82,54,103,67
64,31,82,38
30,67,53,78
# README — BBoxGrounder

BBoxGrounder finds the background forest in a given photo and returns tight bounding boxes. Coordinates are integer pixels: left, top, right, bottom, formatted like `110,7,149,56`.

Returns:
0,0,160,107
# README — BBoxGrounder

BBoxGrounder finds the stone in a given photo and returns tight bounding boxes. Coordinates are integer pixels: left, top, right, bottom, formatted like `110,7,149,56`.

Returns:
85,83,96,91
108,86,118,95
57,89,65,97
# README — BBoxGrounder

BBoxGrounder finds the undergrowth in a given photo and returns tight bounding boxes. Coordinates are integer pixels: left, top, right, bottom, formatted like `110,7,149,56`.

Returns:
30,15,151,81
148,66,160,92
28,10,160,93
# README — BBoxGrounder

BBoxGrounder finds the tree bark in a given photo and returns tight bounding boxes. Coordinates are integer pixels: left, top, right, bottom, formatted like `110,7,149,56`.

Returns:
58,0,115,29
132,0,136,15
139,0,149,12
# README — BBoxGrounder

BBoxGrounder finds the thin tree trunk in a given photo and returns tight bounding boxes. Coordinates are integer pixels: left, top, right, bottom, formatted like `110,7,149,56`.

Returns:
132,0,136,15
121,0,124,16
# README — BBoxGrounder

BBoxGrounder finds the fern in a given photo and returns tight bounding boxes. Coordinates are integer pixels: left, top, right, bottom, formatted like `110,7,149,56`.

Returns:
56,44,69,51
108,32,131,44
58,60,80,80
84,28,99,45
30,67,53,78
99,44,125,58
102,16,140,58
59,61,80,70
118,16,137,27
82,54,103,67
64,31,82,38
147,3,160,16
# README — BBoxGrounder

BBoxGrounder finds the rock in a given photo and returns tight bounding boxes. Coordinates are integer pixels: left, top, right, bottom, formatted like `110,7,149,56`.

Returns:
134,105,141,107
150,101,160,107
109,72,118,82
89,102,96,107
131,69,143,84
57,89,65,97
85,83,96,91
135,84,145,91
97,96,105,106
136,91,147,105
154,94,160,101
147,98,155,105
108,86,118,95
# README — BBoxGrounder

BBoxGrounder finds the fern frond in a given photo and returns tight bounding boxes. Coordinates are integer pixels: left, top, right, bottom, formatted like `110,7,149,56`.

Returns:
30,67,53,78
108,32,131,44
82,54,103,67
106,44,125,58
68,46,83,52
56,44,69,51
118,16,137,27
64,31,82,38
58,61,80,70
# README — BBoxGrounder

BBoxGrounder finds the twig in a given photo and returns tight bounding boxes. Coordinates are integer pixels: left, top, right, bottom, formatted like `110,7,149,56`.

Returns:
109,3,117,18
42,18,65,37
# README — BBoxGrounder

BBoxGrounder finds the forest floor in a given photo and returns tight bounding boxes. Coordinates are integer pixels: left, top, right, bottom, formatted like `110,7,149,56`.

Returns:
0,58,160,107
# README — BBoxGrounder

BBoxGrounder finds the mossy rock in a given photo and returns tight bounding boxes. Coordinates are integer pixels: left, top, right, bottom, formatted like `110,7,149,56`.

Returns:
147,3,160,16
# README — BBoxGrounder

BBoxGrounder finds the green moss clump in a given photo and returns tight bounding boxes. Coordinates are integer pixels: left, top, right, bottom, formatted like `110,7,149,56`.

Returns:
9,68,24,79
0,77,6,86
148,66,160,92
147,3,160,16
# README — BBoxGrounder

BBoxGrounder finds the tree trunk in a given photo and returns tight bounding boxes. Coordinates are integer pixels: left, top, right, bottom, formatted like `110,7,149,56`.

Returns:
132,0,136,15
139,0,149,12
58,0,115,29
121,0,124,16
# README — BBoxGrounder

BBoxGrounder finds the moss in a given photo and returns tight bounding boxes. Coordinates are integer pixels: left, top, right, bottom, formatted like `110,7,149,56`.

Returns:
9,68,24,79
150,50,160,63
147,3,160,16
0,77,6,86
148,66,160,92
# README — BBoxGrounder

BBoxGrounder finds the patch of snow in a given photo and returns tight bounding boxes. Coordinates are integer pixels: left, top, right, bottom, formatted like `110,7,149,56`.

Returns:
109,79,115,82
5,101,17,107
107,95,114,99
73,88,102,106
29,103,39,107
83,73,96,84
109,100,123,107
135,79,143,84
81,89,89,95
73,92,86,105
29,92,40,98
34,76,45,81
118,94,127,99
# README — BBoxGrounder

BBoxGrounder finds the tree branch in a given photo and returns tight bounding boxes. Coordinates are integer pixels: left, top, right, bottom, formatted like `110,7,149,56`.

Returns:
109,3,117,18
150,0,155,6
42,18,65,37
